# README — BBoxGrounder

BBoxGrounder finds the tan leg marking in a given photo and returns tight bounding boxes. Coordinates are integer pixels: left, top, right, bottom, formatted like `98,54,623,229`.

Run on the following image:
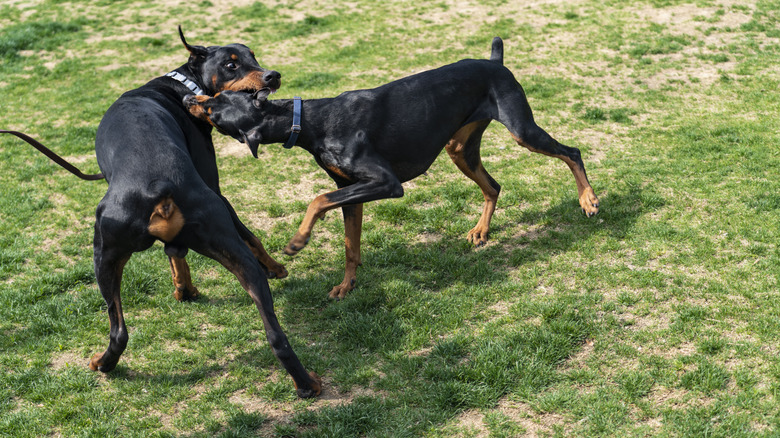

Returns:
329,204,363,300
446,122,498,246
169,256,199,301
244,236,288,279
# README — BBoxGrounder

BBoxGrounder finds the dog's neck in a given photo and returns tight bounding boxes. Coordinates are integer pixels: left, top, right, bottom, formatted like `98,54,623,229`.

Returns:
258,99,309,148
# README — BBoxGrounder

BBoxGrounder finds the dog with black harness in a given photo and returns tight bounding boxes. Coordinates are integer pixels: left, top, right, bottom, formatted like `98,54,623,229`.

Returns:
1,27,321,398
184,37,600,301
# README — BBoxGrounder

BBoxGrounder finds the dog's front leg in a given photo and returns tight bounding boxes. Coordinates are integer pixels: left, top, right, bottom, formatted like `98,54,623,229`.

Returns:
285,175,403,257
284,192,336,255
169,255,200,301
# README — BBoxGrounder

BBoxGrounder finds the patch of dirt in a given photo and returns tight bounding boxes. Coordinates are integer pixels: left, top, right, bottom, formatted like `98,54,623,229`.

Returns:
214,136,250,158
137,53,188,77
627,3,754,34
498,397,570,437
274,169,332,203
566,338,595,368
451,396,570,437
454,409,488,437
627,309,672,333
50,351,85,370
414,231,444,245
243,210,285,234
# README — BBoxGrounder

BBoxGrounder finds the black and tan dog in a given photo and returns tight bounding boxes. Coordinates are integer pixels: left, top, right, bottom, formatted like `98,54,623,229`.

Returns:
3,28,321,397
184,37,600,300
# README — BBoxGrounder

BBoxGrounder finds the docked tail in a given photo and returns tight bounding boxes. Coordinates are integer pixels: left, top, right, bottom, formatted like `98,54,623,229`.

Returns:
490,37,503,64
0,130,104,181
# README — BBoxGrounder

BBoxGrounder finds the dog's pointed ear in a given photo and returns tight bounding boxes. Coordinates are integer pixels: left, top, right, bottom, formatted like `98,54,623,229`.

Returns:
178,25,208,59
252,89,272,107
240,128,263,158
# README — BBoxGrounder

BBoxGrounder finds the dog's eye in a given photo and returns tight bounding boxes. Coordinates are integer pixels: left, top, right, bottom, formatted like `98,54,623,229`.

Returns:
225,61,238,69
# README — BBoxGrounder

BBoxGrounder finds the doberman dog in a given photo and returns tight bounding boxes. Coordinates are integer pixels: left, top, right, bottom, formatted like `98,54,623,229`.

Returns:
184,37,599,300
2,28,321,397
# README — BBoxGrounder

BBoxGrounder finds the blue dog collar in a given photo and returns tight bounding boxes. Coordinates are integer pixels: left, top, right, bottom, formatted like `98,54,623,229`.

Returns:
283,97,302,149
165,71,204,96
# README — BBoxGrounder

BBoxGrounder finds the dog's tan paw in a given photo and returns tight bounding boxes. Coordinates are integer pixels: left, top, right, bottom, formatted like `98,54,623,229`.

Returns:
467,227,489,246
264,261,288,279
295,371,323,398
284,234,310,256
88,353,103,371
173,285,200,301
580,188,600,217
328,277,356,300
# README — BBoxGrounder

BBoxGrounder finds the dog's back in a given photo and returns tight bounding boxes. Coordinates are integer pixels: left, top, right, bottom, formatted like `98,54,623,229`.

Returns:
96,80,203,182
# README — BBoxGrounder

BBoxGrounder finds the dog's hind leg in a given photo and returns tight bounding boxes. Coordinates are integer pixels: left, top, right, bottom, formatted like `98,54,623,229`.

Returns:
510,124,599,217
148,196,200,301
187,201,321,398
496,87,599,216
329,203,363,300
446,121,501,246
89,213,134,373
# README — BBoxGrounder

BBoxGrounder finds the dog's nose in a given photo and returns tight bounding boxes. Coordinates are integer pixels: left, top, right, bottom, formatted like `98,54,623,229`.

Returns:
263,70,281,87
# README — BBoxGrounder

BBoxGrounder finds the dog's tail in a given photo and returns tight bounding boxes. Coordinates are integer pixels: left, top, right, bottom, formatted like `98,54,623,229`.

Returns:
490,37,504,64
0,130,104,181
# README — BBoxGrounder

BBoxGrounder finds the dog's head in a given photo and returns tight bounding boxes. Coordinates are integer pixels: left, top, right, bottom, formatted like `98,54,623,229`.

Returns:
178,26,281,96
184,89,275,157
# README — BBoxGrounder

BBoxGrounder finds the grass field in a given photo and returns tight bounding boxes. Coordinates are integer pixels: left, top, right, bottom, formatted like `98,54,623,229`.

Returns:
1,0,779,436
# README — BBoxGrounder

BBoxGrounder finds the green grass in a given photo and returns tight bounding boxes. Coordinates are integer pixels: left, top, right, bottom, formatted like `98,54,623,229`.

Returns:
1,0,780,436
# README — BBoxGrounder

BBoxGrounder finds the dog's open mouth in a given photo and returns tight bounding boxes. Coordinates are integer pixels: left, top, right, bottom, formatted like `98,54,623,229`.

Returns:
234,86,278,97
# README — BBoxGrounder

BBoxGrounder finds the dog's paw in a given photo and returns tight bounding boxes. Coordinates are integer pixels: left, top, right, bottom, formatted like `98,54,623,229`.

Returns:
284,234,310,256
88,353,116,373
580,188,600,217
328,278,356,300
173,285,200,302
467,227,489,246
295,371,323,399
264,262,289,280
